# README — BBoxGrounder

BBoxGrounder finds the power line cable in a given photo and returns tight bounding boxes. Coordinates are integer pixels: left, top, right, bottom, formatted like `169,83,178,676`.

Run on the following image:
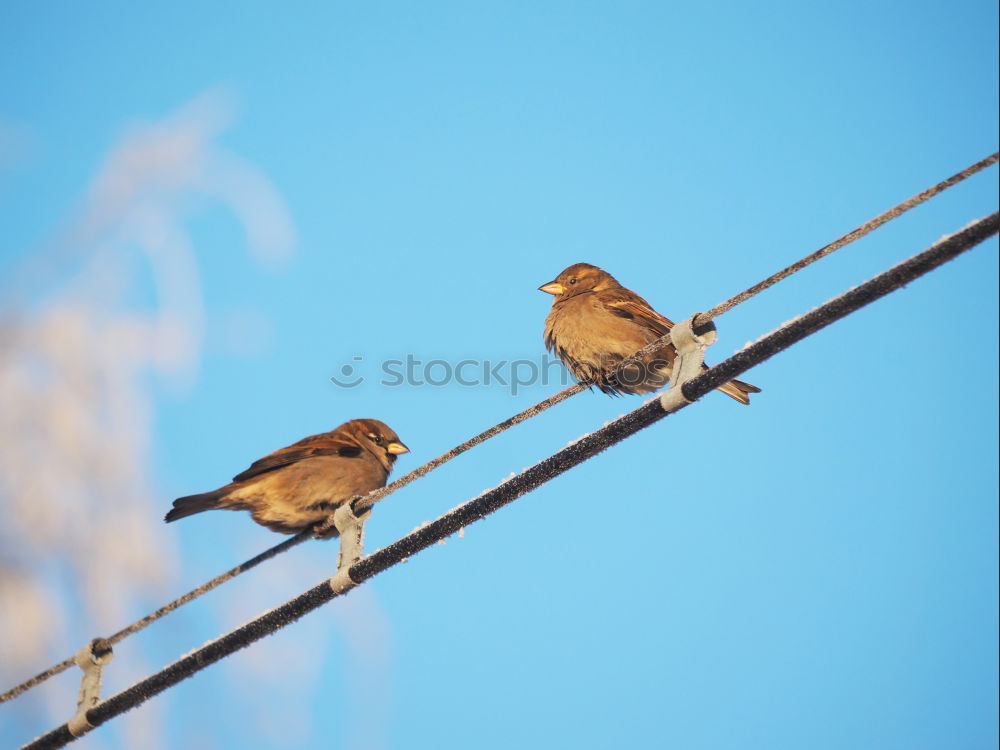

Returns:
695,151,998,325
2,151,995,706
0,534,306,704
21,210,998,750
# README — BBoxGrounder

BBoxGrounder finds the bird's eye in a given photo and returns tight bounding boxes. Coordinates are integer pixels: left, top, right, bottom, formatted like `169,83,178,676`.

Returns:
368,433,383,444
569,278,577,285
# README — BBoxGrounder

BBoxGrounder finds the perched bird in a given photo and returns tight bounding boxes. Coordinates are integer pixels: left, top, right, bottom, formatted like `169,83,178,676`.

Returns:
165,419,409,536
539,263,761,403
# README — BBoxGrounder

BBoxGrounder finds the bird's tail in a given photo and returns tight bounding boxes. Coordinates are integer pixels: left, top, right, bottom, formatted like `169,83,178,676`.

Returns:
165,487,231,522
716,378,762,405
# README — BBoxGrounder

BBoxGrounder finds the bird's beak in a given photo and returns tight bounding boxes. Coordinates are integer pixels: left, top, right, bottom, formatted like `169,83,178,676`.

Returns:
538,281,566,296
387,441,410,455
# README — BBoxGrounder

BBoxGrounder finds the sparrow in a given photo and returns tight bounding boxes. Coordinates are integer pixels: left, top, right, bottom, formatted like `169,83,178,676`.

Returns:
165,419,409,536
539,263,761,403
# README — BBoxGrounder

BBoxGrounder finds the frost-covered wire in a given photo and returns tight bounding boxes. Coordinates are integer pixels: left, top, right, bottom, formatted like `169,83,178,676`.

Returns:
694,151,998,325
3,152,995,707
20,211,998,750
0,533,308,704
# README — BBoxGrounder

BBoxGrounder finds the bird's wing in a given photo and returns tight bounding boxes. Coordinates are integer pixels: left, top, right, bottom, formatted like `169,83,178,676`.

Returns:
598,289,675,338
232,432,362,482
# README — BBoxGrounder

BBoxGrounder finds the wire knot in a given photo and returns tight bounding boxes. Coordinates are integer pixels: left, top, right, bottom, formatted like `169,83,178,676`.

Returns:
67,639,114,737
659,313,717,413
329,501,370,593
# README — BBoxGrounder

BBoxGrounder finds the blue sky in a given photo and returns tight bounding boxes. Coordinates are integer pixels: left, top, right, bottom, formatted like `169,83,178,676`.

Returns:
1,2,997,749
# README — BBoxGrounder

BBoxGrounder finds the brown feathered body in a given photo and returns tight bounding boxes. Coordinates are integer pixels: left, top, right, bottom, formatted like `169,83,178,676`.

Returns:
541,263,760,403
165,419,409,537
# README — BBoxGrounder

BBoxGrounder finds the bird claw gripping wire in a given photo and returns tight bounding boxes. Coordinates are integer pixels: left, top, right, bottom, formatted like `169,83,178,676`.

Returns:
329,501,370,594
66,639,113,738
659,314,717,413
